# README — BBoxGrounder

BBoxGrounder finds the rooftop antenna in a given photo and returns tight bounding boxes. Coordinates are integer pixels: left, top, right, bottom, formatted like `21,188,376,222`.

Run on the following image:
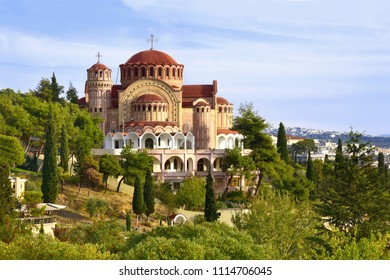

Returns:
96,52,102,63
147,34,157,50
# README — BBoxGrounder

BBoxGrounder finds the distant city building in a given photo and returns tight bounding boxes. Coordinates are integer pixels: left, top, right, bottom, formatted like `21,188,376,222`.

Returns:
80,47,244,191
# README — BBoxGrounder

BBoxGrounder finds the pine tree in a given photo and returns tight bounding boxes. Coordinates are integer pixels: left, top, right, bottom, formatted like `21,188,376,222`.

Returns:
41,113,58,203
276,122,290,163
143,169,155,222
204,167,218,222
66,82,79,104
59,124,69,173
132,175,144,224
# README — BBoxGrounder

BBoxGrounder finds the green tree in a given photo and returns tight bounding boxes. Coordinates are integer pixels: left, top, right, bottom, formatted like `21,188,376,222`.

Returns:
99,154,121,192
277,122,290,163
334,138,344,176
221,147,255,196
66,82,79,104
41,113,58,203
291,139,317,164
204,167,218,222
124,222,263,260
59,123,69,173
232,103,279,195
0,135,25,167
33,78,52,102
23,190,45,217
0,235,118,260
317,131,390,237
233,189,318,259
126,212,132,231
118,146,153,192
143,169,155,222
176,177,206,210
0,161,15,240
51,73,64,102
85,197,109,220
306,151,315,182
132,175,144,223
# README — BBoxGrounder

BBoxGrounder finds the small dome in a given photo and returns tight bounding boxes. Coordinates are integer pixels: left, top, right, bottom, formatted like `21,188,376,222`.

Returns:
125,50,179,66
217,96,231,105
134,94,165,103
88,63,110,71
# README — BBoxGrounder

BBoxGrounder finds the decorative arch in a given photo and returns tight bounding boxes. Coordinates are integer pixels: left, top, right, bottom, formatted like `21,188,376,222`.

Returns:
197,158,210,172
158,132,174,149
186,132,195,150
164,156,185,172
217,135,227,149
173,132,186,149
140,133,157,149
124,132,140,149
113,132,125,149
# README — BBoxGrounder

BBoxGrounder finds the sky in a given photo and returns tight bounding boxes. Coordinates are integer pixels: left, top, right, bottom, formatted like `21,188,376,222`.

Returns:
1,0,389,135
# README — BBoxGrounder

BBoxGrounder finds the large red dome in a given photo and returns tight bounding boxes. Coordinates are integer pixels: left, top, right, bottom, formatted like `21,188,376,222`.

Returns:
125,50,179,66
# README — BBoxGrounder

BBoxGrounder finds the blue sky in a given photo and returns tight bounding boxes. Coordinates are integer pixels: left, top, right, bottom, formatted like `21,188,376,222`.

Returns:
1,0,389,135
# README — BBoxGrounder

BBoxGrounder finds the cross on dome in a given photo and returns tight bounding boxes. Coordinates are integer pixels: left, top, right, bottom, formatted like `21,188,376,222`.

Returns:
147,34,157,50
96,52,102,63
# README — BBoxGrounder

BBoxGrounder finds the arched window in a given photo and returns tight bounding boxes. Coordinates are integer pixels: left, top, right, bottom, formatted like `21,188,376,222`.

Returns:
158,68,162,77
141,67,146,77
166,68,169,78
134,68,139,77
145,138,154,149
149,67,154,77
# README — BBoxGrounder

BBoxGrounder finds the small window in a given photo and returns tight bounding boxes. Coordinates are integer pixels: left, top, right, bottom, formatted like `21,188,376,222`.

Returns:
149,68,154,77
166,68,169,78
141,68,146,77
158,68,162,77
134,68,139,77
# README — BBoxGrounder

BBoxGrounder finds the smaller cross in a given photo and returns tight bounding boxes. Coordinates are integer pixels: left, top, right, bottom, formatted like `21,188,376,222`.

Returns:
148,34,157,50
96,52,102,63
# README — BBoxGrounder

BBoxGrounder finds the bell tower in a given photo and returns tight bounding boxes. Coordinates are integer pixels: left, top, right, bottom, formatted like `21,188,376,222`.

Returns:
85,53,113,133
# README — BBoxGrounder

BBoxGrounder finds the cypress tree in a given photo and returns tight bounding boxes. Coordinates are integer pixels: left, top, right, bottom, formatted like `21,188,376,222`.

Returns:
132,175,144,224
143,169,155,222
41,114,58,203
204,166,218,222
334,138,344,176
126,212,131,231
0,161,14,220
306,151,315,181
276,122,290,163
51,73,64,102
59,124,69,173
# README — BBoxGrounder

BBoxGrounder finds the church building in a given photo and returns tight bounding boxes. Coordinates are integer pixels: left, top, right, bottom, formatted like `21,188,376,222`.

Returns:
80,45,243,192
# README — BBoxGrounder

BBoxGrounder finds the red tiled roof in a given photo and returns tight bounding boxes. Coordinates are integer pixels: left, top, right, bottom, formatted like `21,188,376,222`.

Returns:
88,63,110,71
78,97,86,108
217,96,231,105
125,50,180,66
182,85,214,98
217,128,240,135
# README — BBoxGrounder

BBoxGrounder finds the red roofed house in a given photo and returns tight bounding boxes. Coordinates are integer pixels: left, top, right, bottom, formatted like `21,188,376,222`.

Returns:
83,48,244,192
